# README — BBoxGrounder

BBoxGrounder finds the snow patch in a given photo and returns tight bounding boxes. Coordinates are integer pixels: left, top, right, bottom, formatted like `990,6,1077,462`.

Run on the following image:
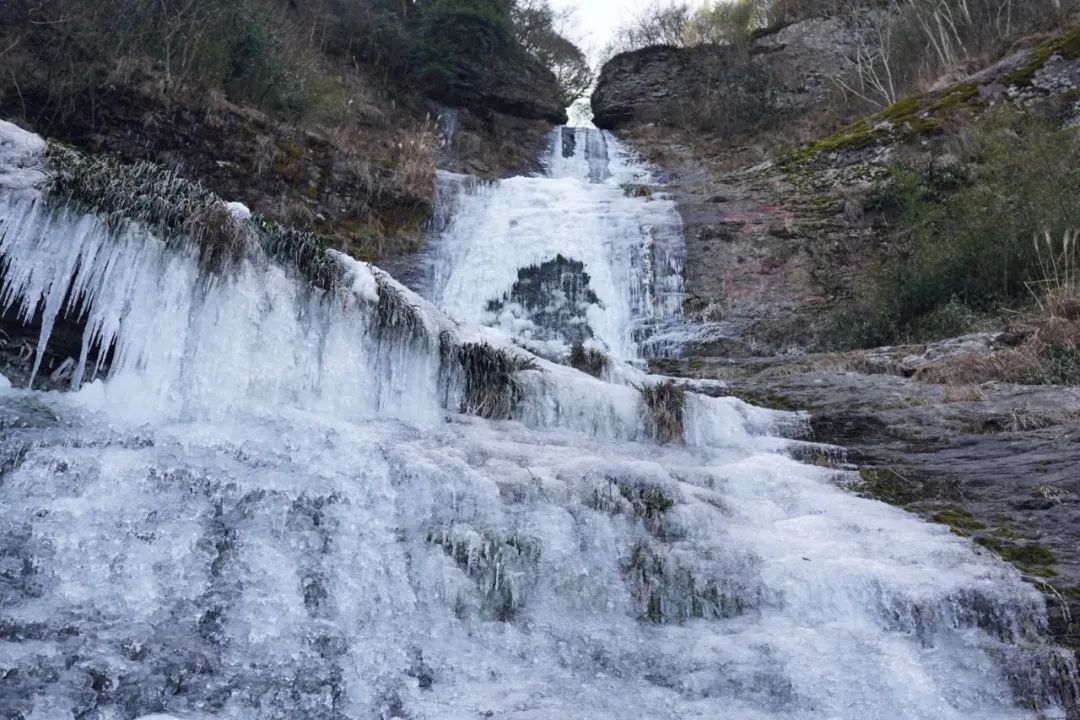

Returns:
330,249,379,303
224,201,252,221
0,120,47,189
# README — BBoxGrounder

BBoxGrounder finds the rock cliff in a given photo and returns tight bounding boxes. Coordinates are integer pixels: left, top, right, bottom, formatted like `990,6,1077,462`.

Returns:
597,20,1080,674
591,17,861,134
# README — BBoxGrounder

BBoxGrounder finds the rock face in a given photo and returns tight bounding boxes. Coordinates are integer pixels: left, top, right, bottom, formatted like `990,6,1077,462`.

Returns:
1,85,555,263
653,351,1080,667
602,26,1080,357
591,18,860,133
611,23,1080,682
426,52,567,125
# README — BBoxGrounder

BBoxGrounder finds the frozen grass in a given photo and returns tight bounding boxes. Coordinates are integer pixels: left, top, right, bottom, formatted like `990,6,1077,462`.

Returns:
442,334,538,420
252,217,345,293
640,380,686,444
569,341,609,378
374,271,426,338
43,140,353,291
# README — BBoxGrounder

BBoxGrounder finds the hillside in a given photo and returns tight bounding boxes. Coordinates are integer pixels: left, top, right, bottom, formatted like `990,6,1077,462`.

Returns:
594,15,1080,668
0,0,573,261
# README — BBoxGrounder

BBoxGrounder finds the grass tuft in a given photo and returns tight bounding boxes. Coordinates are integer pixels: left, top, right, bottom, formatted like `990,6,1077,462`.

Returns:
569,341,609,377
641,380,686,444
191,202,249,275
373,272,426,338
442,335,538,420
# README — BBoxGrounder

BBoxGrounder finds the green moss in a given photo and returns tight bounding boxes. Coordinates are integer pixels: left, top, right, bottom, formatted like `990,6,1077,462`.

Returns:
1000,543,1057,566
975,536,1004,553
1004,25,1080,86
932,507,987,532
782,119,885,165
876,96,920,122
619,484,675,519
857,466,929,505
1018,565,1059,578
781,75,989,168
904,116,942,134
926,83,979,113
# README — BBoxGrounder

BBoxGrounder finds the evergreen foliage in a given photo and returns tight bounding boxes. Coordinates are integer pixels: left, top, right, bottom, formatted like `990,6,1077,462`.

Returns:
0,0,586,121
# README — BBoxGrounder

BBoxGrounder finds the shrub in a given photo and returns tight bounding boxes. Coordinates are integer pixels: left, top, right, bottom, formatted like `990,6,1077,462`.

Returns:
413,0,519,87
849,109,1080,345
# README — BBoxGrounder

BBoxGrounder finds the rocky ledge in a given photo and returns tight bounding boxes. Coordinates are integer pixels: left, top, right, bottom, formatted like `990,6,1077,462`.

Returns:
591,17,861,133
654,337,1080,673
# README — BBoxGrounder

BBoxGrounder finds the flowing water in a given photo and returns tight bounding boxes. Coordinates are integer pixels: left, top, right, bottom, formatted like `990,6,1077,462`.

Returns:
0,120,1076,720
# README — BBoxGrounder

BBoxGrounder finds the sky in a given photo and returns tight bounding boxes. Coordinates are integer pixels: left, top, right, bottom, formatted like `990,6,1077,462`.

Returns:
548,0,671,57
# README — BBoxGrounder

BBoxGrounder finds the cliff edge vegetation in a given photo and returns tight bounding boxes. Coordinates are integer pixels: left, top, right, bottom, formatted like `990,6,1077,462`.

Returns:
0,0,589,261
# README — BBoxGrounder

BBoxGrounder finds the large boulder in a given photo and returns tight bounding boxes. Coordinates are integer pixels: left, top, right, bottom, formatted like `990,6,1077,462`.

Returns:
591,17,861,133
424,53,568,124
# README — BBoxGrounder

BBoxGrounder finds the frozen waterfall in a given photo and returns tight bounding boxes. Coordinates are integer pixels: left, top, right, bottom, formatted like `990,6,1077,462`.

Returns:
421,127,687,362
0,120,1076,720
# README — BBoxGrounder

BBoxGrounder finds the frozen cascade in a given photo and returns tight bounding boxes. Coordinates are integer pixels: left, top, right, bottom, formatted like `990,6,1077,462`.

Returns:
423,127,687,361
0,120,1077,720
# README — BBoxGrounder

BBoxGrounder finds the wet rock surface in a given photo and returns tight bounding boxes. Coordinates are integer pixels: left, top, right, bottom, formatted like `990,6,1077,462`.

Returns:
486,255,601,347
654,353,1080,663
614,130,840,356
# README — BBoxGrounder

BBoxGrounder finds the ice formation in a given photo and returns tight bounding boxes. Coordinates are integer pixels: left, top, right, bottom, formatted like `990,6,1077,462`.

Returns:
0,122,1075,720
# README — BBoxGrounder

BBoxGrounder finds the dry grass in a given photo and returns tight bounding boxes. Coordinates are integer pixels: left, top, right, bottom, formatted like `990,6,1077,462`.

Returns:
916,315,1080,386
917,230,1080,386
391,118,441,201
962,405,1072,434
191,202,250,275
1027,229,1080,312
447,340,539,421
941,384,988,402
569,342,609,378
641,381,687,444
1031,485,1073,504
